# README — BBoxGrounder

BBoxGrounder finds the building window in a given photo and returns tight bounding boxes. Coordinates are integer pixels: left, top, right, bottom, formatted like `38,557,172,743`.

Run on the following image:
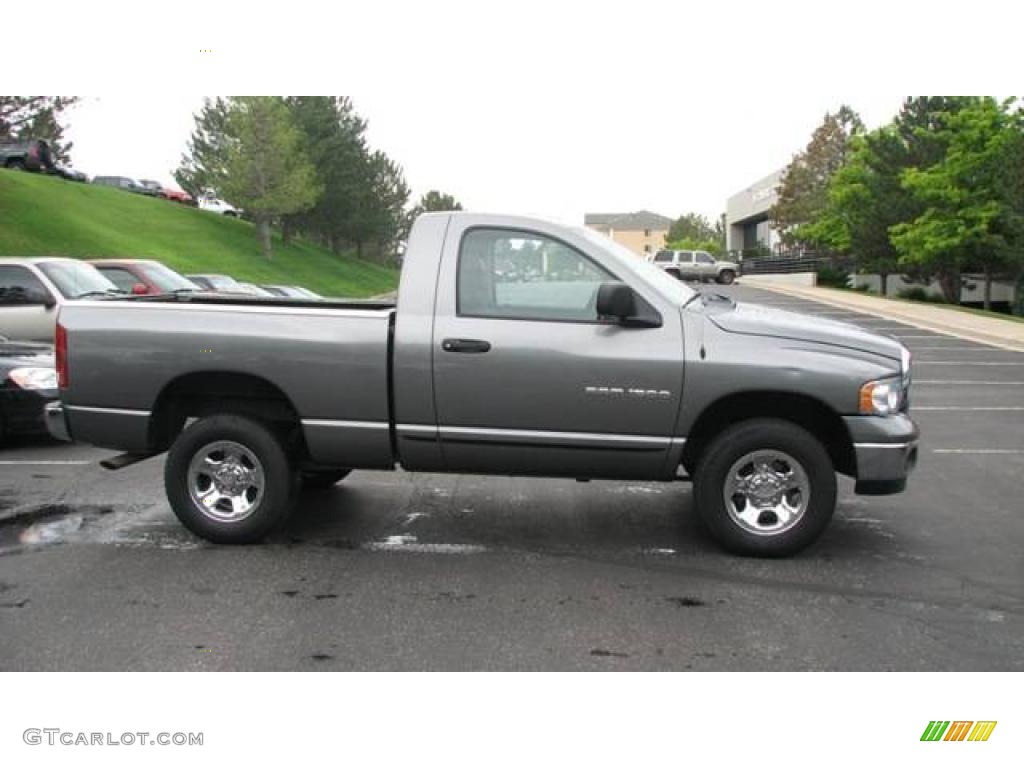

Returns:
643,229,651,238
643,244,651,254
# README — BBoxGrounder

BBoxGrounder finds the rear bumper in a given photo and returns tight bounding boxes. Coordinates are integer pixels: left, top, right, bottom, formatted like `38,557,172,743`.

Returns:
44,401,71,442
843,414,920,495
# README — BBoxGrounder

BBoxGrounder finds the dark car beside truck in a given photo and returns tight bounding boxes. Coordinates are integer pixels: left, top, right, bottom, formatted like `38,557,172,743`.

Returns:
47,212,919,557
1,336,58,442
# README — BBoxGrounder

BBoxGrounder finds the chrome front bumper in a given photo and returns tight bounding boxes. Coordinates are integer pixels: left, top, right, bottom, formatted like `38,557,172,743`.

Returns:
45,401,71,442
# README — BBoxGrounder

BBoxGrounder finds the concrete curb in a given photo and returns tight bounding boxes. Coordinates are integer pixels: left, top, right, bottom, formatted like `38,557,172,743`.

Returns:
743,280,1024,353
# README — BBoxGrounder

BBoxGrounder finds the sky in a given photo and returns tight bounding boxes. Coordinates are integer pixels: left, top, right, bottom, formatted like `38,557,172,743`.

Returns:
18,0,1024,227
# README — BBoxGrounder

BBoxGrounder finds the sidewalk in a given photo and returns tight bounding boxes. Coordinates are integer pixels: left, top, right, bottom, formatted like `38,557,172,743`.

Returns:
742,277,1024,352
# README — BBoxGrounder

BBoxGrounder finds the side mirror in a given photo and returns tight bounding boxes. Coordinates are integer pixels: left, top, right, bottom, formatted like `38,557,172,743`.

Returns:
131,283,148,295
596,282,662,328
596,282,636,320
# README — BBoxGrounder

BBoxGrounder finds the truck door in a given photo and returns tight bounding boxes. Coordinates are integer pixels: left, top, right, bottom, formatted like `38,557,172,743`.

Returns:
0,265,57,342
429,223,684,480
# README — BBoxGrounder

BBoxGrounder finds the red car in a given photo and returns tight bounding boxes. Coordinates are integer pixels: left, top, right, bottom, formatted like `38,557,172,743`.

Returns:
138,180,194,205
88,259,201,295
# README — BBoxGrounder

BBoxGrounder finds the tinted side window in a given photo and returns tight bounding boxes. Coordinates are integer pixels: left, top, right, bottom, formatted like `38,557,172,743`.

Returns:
653,250,674,263
97,267,140,292
458,228,614,322
0,265,51,305
695,252,715,264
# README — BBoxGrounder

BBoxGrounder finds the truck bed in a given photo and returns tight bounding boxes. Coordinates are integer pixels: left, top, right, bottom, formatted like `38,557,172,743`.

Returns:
59,296,397,469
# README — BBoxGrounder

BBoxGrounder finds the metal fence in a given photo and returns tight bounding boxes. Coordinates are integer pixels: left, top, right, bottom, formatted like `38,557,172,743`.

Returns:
735,252,831,275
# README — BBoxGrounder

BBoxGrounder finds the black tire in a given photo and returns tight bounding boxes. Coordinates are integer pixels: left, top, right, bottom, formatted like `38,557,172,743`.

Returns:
6,160,25,171
692,418,836,557
164,414,296,544
665,268,682,280
717,269,736,285
301,469,352,489
223,210,237,217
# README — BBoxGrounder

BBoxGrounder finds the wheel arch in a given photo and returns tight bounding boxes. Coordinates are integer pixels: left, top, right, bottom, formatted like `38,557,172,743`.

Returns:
681,391,855,478
149,370,303,453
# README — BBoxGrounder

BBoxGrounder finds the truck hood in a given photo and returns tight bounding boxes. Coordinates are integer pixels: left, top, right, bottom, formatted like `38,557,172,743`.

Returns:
706,300,904,363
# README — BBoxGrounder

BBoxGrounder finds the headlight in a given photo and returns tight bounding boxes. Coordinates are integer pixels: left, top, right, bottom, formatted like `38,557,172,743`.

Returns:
8,367,58,390
859,377,903,416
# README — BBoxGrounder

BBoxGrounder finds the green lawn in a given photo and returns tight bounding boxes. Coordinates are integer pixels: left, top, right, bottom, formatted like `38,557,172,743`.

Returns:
0,170,399,297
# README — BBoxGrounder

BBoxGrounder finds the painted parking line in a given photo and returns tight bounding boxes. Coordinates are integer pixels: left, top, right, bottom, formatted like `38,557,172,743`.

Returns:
932,449,1024,454
906,346,1019,351
913,406,1024,411
914,361,1024,366
915,380,1024,385
0,460,92,466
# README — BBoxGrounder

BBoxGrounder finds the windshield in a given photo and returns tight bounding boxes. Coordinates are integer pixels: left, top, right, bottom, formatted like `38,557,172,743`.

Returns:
38,261,120,299
140,262,200,292
575,227,696,305
205,275,240,290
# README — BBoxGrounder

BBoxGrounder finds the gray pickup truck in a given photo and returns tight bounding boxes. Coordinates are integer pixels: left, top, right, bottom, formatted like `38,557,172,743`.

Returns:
47,213,919,556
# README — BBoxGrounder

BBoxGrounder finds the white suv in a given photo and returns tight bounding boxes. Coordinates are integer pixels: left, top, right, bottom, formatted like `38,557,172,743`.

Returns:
0,258,121,342
651,249,738,285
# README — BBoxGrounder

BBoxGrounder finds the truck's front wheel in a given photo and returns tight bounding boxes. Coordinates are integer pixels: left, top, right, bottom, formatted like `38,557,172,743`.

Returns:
693,418,836,557
165,414,296,544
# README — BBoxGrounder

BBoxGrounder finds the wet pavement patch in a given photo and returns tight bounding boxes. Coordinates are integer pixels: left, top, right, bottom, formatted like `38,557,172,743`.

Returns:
666,596,707,608
1,598,30,608
280,590,300,598
590,648,630,658
313,593,338,600
309,653,335,662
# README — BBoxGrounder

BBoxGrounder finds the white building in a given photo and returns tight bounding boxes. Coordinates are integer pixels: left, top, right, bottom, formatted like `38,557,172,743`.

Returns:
725,169,783,254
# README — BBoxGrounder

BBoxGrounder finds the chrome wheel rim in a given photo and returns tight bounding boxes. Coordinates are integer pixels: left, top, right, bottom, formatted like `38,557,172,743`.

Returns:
723,449,809,536
187,440,264,523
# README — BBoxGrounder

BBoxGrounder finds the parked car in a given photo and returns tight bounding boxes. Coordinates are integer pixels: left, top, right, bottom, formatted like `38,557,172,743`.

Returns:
185,274,245,293
89,259,201,296
260,285,322,299
137,180,194,205
92,176,159,197
196,194,241,217
0,258,122,342
0,139,56,172
52,164,88,182
0,335,57,442
652,249,739,285
49,212,918,557
235,282,275,297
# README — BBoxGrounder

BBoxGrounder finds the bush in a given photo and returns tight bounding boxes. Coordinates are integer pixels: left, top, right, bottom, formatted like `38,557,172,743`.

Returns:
897,287,946,304
816,265,850,288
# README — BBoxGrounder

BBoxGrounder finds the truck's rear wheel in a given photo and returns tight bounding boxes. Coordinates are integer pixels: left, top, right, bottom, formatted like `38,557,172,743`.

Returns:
165,414,296,544
301,469,352,489
693,418,836,557
717,269,736,285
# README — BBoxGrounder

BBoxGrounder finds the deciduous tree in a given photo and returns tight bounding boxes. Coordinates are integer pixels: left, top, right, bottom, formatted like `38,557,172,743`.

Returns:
771,106,863,248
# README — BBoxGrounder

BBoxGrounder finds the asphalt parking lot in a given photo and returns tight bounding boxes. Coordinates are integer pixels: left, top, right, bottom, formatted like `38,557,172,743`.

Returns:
1,283,1022,671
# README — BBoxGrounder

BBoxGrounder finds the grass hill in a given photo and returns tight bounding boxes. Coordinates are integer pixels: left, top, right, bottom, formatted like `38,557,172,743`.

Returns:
0,170,399,297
